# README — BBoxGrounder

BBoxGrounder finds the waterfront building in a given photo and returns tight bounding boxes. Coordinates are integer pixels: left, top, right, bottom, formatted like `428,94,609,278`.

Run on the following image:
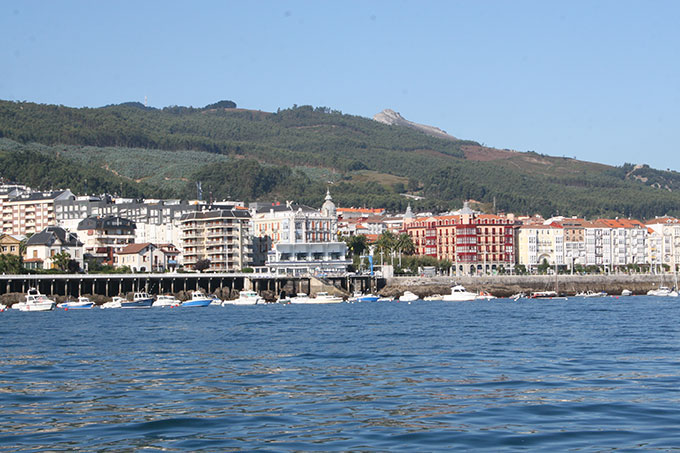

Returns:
76,216,136,265
113,242,176,272
2,190,75,236
404,202,518,275
251,192,349,276
179,208,252,272
516,224,565,271
0,233,23,257
23,226,84,270
645,217,680,272
593,219,648,268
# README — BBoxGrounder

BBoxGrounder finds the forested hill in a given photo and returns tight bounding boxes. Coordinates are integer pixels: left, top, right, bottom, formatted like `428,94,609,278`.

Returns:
1,99,680,219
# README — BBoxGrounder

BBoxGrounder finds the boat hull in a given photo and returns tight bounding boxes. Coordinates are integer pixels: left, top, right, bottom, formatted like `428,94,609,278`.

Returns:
181,299,212,307
121,298,153,309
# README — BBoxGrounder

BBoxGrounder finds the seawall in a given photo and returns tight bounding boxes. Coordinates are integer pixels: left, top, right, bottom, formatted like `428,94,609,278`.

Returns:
381,274,679,298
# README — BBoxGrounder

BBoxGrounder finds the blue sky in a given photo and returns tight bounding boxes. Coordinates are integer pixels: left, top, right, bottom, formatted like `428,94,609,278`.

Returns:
2,1,679,171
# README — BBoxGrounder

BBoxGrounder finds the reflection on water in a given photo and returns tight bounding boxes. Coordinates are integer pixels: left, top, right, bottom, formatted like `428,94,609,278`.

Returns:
1,298,680,450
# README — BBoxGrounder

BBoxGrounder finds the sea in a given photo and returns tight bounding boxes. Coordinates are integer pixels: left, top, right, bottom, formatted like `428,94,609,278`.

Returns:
2,296,680,451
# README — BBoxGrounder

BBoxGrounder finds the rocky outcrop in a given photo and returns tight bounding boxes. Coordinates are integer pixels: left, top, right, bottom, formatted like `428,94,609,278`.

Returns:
373,109,457,141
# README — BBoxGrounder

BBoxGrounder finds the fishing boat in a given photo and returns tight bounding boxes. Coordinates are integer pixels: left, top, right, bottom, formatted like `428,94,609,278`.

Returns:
101,296,124,309
231,290,263,305
442,285,478,302
13,288,56,312
399,291,419,302
121,292,154,309
152,294,181,307
290,293,312,304
181,291,213,307
423,294,442,301
58,296,95,310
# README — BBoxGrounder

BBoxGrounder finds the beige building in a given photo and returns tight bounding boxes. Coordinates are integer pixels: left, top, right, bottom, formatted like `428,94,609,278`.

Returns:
180,208,252,272
0,233,23,257
516,224,564,271
2,190,74,236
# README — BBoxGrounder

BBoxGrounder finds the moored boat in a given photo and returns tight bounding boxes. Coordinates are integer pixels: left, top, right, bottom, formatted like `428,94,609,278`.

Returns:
121,292,154,309
152,294,181,307
58,296,94,310
423,294,442,301
647,286,679,297
13,288,56,312
621,289,633,297
442,285,477,302
311,292,344,304
475,290,496,301
181,291,213,307
399,291,419,302
530,291,559,299
101,296,124,309
289,293,312,304
231,290,263,305
575,290,608,298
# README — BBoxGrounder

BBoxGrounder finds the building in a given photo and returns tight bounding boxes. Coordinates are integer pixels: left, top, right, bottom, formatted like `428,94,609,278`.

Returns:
179,208,252,272
2,190,75,236
251,191,349,276
77,216,136,265
23,226,83,270
516,224,564,271
0,234,23,257
645,217,680,272
404,202,517,275
114,243,158,272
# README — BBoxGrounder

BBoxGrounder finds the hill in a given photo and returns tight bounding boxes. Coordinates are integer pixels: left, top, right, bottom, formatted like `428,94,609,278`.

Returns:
1,99,680,219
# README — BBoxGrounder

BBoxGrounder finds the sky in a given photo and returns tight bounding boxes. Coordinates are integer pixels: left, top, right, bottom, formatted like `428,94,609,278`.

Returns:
2,0,680,171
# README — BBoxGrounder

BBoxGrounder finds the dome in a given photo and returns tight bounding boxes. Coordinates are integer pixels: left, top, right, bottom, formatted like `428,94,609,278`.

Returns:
321,189,336,218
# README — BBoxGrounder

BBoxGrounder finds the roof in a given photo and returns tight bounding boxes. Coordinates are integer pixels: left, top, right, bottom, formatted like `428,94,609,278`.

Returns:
25,226,82,247
117,243,155,255
181,208,251,221
254,203,317,214
645,217,679,225
9,190,73,203
77,216,136,230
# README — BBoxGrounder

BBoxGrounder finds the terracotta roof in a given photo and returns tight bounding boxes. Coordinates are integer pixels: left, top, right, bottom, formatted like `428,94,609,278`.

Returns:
117,243,155,255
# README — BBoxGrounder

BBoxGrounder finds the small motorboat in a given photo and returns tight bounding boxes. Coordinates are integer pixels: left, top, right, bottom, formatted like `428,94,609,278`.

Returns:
647,286,679,297
423,294,442,301
575,290,608,298
377,296,394,302
311,292,344,304
510,293,526,301
121,292,154,309
181,291,213,307
58,296,95,310
153,295,181,307
442,285,478,302
289,293,312,304
230,290,263,305
621,289,633,297
475,290,496,301
101,296,124,309
209,295,223,305
399,291,419,302
13,288,56,312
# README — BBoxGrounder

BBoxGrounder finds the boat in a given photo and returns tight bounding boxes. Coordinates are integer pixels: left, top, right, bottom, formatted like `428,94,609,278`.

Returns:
209,294,223,305
58,296,95,310
377,296,394,302
529,291,559,299
647,286,679,297
399,291,419,302
181,291,213,307
510,292,526,301
423,294,442,301
442,285,478,302
290,293,312,304
152,294,181,307
13,288,56,311
275,296,292,304
121,292,154,309
230,290,263,305
0,303,6,312
575,290,608,298
101,296,124,309
311,292,344,304
356,293,380,302
621,289,633,296
476,290,496,300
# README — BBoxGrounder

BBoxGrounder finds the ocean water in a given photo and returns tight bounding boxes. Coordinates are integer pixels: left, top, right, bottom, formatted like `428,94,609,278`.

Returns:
1,296,680,451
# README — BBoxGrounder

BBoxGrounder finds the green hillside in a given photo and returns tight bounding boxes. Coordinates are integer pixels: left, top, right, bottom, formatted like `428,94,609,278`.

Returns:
1,99,680,219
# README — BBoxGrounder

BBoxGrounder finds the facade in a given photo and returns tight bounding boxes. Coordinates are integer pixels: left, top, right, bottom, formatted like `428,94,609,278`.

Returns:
516,224,564,270
0,234,23,257
251,191,349,276
23,226,83,270
645,217,680,272
77,216,136,265
404,203,518,275
2,190,74,236
114,243,158,272
180,208,252,272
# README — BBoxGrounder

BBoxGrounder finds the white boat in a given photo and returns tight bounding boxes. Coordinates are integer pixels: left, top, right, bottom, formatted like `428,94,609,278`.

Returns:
647,286,679,297
276,296,292,304
377,296,394,302
182,291,213,307
209,295,223,305
58,296,95,310
13,288,56,312
311,292,344,304
399,291,419,302
575,290,608,298
101,296,124,309
510,293,526,301
152,294,181,307
475,291,496,301
530,290,559,299
224,290,263,305
442,285,478,302
423,294,442,301
621,289,633,297
290,293,312,304
0,303,7,312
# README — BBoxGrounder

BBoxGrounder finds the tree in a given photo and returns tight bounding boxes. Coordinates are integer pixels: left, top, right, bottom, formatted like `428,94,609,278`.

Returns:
194,258,211,272
395,233,415,255
51,251,71,271
0,254,23,274
343,235,368,258
375,231,396,255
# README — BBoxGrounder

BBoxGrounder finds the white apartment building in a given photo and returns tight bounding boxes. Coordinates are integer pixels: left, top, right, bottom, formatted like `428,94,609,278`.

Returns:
645,217,680,272
77,216,136,265
516,224,564,270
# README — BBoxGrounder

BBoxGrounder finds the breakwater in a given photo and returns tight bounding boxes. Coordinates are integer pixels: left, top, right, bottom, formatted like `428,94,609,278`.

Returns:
382,274,679,298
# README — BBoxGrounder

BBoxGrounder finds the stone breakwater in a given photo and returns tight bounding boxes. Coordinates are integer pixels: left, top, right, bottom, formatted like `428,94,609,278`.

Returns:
380,274,679,298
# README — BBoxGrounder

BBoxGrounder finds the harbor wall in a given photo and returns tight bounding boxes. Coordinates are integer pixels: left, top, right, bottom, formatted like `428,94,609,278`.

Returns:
382,274,679,298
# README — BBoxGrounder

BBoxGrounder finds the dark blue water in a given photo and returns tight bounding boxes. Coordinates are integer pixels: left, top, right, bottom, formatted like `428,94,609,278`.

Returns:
2,297,680,451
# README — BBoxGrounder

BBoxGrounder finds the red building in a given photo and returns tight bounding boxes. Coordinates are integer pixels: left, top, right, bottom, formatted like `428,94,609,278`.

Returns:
404,204,518,275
